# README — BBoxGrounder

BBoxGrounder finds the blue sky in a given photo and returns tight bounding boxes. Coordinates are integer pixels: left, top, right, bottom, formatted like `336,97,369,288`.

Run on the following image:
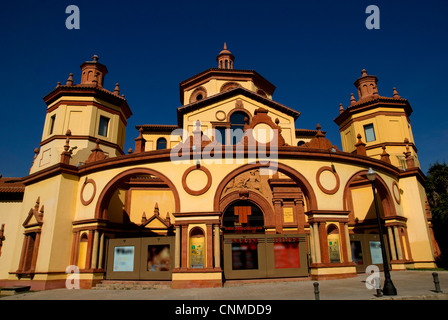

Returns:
0,0,447,177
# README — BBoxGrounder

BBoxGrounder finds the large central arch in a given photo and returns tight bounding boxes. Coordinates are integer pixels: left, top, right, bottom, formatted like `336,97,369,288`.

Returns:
213,162,318,213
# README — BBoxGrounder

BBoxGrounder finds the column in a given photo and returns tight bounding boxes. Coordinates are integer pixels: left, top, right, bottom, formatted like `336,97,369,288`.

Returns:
387,226,397,261
175,226,181,269
70,231,79,266
181,225,188,269
319,222,329,264
98,232,105,269
273,199,283,233
214,225,221,269
85,230,94,270
296,199,306,233
393,226,403,260
313,223,322,263
339,222,348,263
206,224,213,269
91,230,99,269
344,224,353,263
309,224,316,263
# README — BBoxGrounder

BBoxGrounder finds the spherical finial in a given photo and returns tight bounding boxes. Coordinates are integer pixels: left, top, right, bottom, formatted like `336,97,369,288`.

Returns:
361,69,367,76
92,55,99,62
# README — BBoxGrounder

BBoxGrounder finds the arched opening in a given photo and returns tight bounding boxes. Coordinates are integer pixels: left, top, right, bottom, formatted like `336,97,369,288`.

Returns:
96,168,179,281
216,163,313,280
189,227,205,268
229,111,249,145
77,232,89,270
327,224,341,263
223,200,264,233
214,162,318,213
156,137,167,150
343,170,396,272
96,168,180,221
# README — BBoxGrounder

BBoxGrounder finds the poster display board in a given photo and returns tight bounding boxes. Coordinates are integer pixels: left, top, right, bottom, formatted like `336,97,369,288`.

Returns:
190,236,205,268
369,241,383,264
113,246,135,272
147,245,170,271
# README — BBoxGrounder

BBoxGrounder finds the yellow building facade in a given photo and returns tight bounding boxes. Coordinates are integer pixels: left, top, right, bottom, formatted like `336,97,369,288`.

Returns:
0,46,440,290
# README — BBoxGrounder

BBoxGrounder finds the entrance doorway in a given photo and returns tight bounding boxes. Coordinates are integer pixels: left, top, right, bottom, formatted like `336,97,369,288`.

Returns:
222,200,308,280
350,233,391,273
105,236,174,280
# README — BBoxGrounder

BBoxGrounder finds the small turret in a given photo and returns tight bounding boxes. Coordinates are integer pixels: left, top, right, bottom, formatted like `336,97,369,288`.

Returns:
216,43,234,70
80,55,108,87
354,69,379,101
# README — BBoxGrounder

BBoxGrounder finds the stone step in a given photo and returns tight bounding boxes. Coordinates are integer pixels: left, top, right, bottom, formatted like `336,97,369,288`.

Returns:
0,286,31,296
93,280,171,290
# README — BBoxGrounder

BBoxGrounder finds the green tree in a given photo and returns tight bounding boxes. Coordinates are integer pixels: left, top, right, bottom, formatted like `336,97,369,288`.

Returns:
425,162,448,267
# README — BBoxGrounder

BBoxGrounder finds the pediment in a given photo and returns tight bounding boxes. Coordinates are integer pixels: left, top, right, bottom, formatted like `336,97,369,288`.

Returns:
143,215,169,229
23,198,44,228
177,86,300,128
140,204,171,230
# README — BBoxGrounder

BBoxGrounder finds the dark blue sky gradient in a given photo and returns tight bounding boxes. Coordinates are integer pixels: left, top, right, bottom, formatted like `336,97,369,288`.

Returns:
0,0,447,177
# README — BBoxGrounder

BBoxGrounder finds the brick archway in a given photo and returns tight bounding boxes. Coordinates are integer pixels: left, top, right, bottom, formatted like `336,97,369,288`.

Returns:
95,167,181,220
343,170,396,224
219,190,276,230
213,162,318,213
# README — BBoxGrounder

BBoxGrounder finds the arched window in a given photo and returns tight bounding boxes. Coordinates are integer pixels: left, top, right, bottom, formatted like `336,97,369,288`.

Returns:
222,200,264,233
156,137,167,150
190,227,205,268
229,111,249,145
327,224,341,263
78,232,89,269
297,140,305,146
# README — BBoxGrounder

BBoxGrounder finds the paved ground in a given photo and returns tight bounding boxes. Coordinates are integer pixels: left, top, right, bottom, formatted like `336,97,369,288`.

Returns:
1,270,447,301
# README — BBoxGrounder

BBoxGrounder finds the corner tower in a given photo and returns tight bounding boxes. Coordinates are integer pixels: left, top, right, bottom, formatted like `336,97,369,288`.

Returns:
31,55,132,174
334,69,418,170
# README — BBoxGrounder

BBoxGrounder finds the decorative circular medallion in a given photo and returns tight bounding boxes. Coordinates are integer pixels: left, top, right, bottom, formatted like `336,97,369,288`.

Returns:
392,181,401,204
316,166,340,195
215,110,226,121
182,166,212,196
80,179,96,206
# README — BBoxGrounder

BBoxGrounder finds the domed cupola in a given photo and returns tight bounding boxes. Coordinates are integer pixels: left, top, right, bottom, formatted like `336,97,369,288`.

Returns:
216,43,234,69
